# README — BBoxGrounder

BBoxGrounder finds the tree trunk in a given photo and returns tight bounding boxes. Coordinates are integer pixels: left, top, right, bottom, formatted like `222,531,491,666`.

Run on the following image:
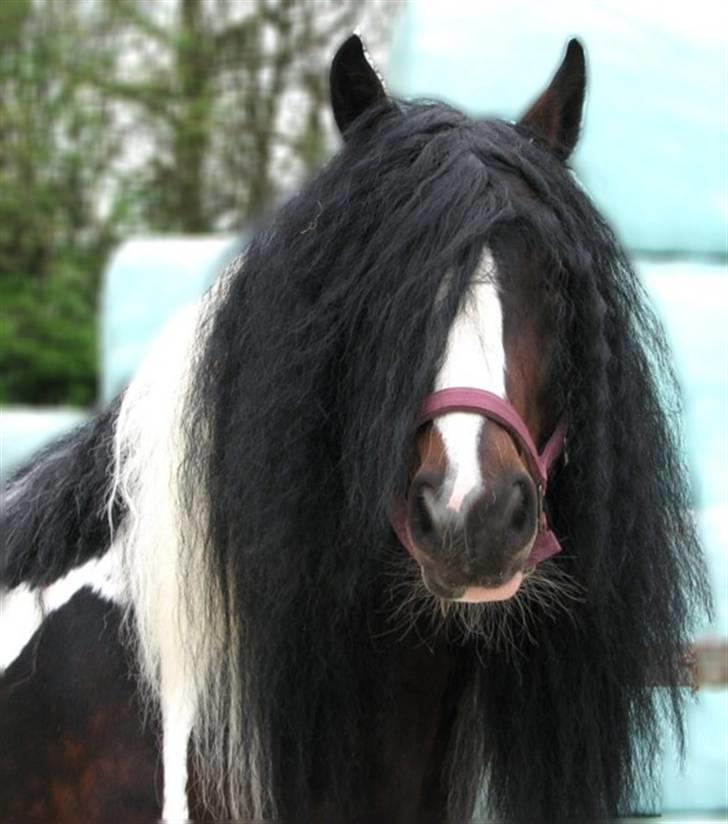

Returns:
173,0,212,232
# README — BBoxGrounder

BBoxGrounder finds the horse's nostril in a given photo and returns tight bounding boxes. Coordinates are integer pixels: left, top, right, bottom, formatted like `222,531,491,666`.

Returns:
460,471,537,566
504,473,537,538
408,473,446,550
508,478,531,533
414,487,434,534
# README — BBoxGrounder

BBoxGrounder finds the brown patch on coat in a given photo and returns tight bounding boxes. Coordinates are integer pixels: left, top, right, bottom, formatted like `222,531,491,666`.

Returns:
0,591,161,824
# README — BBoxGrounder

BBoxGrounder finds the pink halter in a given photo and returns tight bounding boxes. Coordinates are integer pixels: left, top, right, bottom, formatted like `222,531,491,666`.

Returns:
391,388,567,568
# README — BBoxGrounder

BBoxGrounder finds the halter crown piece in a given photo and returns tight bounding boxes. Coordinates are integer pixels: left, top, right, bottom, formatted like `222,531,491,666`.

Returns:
392,388,567,569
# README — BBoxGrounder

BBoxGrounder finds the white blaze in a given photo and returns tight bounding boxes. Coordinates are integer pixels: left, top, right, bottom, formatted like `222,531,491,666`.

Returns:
434,250,506,511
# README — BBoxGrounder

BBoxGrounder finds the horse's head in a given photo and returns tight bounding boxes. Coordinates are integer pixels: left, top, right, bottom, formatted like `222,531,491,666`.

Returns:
331,36,585,604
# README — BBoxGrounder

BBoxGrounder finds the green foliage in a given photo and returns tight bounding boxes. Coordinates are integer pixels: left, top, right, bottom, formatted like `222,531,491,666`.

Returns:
0,0,377,406
0,0,120,405
0,267,96,405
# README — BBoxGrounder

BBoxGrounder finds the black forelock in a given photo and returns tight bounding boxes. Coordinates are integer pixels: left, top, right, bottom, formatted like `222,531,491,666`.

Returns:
183,98,712,821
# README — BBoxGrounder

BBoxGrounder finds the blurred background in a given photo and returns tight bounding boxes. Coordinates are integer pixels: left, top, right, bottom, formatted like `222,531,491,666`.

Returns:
0,0,400,409
0,0,725,818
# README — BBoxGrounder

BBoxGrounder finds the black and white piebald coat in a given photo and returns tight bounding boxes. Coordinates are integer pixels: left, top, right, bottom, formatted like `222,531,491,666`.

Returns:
1,300,208,818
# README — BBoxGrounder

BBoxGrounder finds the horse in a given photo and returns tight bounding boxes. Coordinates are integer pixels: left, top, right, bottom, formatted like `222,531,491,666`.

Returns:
0,34,712,823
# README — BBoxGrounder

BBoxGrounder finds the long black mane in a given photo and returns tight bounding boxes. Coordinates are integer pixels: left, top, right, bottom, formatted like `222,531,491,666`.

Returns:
183,99,711,821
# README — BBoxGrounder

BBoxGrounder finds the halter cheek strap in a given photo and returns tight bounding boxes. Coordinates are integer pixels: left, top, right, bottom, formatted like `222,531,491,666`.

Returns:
392,388,567,568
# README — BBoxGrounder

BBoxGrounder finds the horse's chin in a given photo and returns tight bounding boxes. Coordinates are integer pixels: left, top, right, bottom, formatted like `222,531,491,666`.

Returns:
421,567,524,603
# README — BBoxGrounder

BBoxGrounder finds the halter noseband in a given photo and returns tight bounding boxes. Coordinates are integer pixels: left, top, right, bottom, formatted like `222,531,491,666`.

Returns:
392,388,567,568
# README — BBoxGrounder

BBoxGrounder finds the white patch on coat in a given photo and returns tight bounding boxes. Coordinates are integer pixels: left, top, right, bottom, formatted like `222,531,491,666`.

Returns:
0,542,127,672
434,250,506,510
0,585,42,670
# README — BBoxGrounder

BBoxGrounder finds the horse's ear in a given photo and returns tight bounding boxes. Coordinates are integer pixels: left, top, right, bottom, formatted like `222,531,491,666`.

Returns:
518,39,586,160
330,34,388,137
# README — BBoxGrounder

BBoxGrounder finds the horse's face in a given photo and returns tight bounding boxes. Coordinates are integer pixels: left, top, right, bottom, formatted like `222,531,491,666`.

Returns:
406,243,556,603
331,34,584,604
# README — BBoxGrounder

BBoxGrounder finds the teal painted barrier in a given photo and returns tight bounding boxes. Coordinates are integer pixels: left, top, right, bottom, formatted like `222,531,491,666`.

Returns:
387,0,727,257
100,234,241,402
0,407,89,479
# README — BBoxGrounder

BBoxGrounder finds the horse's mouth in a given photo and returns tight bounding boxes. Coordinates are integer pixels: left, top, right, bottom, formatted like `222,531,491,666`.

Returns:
420,565,525,603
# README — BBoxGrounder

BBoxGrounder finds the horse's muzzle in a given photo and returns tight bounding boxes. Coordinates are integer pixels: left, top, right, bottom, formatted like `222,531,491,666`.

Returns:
407,468,537,595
